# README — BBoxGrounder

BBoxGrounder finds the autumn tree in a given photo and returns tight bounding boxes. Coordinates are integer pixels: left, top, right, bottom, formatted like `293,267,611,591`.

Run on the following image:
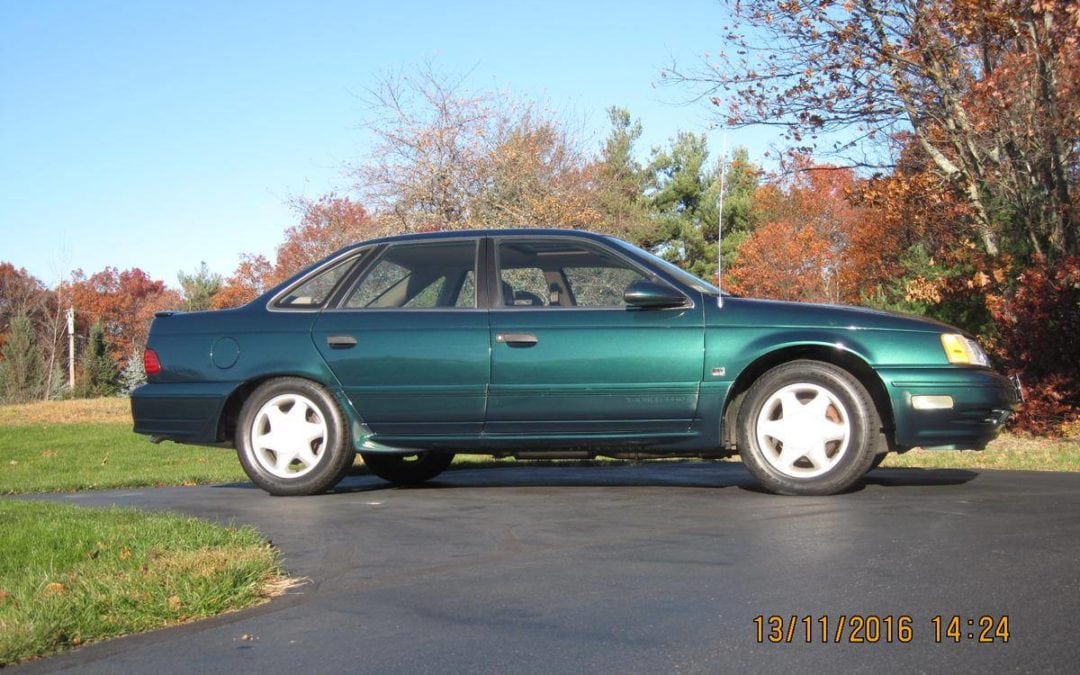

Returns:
353,63,600,232
213,195,378,309
471,113,601,230
728,162,866,303
212,254,275,310
68,267,181,366
851,146,994,333
665,0,1079,259
277,195,379,275
0,263,48,329
988,256,1080,435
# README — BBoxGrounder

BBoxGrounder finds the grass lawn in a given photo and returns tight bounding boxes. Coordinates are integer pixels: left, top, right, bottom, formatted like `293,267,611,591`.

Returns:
0,422,245,494
0,400,284,664
0,499,284,666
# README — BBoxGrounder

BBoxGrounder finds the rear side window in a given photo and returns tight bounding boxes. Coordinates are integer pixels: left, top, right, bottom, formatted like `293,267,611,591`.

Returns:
342,241,478,309
275,256,358,309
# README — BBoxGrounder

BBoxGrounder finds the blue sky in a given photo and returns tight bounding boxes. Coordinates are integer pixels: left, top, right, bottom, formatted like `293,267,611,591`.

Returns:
0,0,774,287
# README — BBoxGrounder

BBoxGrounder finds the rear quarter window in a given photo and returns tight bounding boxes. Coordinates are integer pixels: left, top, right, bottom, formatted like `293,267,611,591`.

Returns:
275,256,358,309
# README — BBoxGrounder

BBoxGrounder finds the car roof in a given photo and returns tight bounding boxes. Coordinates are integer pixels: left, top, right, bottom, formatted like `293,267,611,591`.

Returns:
350,228,614,250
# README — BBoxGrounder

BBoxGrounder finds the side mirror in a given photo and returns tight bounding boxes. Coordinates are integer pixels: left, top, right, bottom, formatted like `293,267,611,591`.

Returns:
623,279,687,309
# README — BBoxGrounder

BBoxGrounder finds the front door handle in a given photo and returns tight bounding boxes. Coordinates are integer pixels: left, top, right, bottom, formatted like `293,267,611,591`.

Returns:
495,332,538,347
327,335,358,349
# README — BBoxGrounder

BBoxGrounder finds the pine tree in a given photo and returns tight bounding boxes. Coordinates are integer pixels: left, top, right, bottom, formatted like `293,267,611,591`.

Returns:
177,262,223,311
0,312,45,403
79,320,120,397
119,346,147,395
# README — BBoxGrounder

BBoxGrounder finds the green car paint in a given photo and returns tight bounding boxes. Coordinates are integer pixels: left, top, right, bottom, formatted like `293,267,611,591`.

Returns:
132,229,1019,489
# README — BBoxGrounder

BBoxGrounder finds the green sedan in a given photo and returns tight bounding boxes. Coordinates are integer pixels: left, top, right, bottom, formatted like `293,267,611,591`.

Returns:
131,229,1019,496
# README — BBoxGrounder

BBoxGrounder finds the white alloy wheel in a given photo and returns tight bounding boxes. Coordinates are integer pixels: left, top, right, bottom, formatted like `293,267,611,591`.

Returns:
754,382,851,478
249,393,328,478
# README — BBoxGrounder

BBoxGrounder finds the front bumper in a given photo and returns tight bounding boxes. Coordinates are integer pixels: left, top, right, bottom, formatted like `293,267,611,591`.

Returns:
878,367,1020,450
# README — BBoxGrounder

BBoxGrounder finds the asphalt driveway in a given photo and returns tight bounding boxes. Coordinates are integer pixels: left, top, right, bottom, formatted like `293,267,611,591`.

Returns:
15,463,1080,673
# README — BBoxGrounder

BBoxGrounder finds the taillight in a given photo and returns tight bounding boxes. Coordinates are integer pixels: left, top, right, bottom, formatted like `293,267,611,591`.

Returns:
144,348,162,375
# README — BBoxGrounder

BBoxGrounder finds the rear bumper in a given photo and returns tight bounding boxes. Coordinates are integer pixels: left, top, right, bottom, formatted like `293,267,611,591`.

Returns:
878,367,1020,450
130,382,236,445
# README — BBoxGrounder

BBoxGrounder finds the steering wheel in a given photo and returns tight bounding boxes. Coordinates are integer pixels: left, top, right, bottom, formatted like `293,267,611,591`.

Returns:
512,290,545,306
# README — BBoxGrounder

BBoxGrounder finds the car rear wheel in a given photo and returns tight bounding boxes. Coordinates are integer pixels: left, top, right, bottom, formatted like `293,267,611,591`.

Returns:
236,377,355,496
736,360,879,496
360,452,455,485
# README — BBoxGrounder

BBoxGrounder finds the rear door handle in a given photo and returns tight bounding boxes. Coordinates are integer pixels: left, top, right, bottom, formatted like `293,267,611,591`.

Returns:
327,335,358,349
495,332,538,347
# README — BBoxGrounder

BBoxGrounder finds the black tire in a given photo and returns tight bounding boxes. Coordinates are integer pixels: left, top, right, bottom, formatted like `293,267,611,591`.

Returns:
235,377,355,496
360,451,455,485
736,360,879,496
869,452,889,470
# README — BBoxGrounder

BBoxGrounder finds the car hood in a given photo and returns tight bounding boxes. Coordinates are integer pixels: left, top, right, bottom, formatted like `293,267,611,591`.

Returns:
712,297,958,334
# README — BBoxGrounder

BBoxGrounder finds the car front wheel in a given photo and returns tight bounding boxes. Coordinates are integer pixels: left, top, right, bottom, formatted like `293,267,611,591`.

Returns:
236,377,355,496
736,360,879,496
360,452,455,485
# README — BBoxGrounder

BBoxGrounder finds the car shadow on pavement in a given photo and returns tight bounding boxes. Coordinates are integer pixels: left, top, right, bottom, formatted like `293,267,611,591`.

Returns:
347,464,979,494
731,467,980,495
862,466,979,487
213,464,979,495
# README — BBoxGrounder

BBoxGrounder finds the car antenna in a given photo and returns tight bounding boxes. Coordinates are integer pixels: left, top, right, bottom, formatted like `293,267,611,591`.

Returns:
717,129,728,309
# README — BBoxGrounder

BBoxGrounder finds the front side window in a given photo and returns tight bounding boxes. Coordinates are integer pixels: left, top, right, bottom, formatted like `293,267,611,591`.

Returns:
496,239,649,308
342,240,478,309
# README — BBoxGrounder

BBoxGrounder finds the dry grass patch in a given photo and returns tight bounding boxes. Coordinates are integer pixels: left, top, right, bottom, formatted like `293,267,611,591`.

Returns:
883,434,1080,471
0,398,130,426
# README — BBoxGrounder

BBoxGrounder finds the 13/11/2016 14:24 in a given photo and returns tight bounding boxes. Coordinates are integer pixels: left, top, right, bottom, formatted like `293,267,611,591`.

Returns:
753,615,1011,644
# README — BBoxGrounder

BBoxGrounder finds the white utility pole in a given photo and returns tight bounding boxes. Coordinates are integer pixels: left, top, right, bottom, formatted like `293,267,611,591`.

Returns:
717,130,728,308
66,307,75,389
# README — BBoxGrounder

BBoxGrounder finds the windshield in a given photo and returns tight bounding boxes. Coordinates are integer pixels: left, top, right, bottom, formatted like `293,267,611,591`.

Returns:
606,237,725,296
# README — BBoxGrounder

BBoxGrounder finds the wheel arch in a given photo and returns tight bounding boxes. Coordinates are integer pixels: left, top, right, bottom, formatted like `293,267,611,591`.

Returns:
721,344,894,450
216,372,360,444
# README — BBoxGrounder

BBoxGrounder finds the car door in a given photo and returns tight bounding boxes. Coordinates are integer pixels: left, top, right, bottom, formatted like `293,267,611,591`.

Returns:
312,238,489,438
486,235,704,437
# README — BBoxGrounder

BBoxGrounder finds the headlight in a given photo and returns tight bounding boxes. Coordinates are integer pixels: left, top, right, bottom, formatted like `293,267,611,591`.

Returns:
940,333,990,367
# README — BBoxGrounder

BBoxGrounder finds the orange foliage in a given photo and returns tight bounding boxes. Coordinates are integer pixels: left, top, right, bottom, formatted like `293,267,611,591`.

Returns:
214,195,377,309
68,267,181,363
1,263,49,332
727,162,866,303
212,254,274,310
727,220,838,302
275,195,379,276
987,257,1080,436
850,163,978,293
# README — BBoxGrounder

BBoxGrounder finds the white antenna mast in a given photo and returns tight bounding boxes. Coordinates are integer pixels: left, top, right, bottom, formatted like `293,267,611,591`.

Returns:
717,129,728,308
